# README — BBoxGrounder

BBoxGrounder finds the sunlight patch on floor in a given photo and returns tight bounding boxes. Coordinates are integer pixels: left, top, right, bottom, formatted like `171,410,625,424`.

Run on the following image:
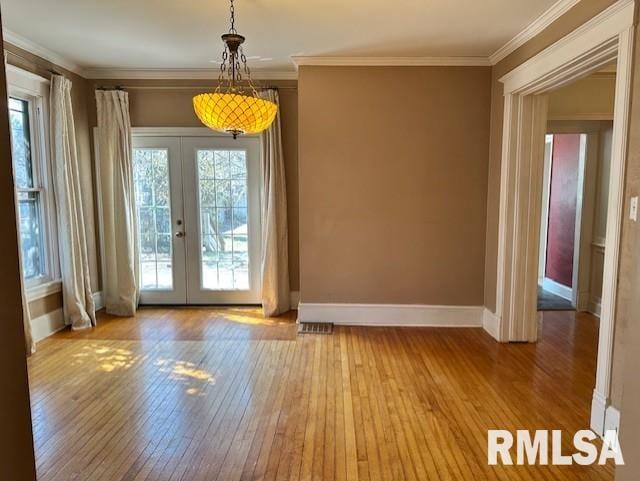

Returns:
155,358,216,395
218,307,292,326
71,344,138,372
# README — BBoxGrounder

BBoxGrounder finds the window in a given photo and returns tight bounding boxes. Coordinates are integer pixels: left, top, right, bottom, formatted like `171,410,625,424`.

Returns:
10,97,46,280
7,67,59,290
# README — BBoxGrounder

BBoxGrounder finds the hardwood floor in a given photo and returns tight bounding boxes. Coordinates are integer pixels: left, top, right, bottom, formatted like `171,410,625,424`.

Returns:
28,308,613,481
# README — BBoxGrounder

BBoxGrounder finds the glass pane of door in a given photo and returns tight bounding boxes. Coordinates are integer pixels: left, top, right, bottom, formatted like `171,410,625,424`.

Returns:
197,150,249,290
182,136,261,305
134,148,174,290
132,137,186,304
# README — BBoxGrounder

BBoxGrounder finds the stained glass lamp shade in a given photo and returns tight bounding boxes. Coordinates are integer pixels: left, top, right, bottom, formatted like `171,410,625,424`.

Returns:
193,0,277,138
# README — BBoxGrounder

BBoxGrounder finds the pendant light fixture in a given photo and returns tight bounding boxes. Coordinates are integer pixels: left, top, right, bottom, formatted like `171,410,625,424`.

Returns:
193,0,277,139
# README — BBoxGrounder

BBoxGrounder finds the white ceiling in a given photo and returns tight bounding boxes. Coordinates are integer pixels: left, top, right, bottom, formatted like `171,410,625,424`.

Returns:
1,0,560,73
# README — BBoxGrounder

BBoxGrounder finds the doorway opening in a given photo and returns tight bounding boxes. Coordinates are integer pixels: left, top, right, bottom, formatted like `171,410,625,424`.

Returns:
536,67,616,314
537,125,615,315
494,0,634,435
538,132,586,311
131,132,262,305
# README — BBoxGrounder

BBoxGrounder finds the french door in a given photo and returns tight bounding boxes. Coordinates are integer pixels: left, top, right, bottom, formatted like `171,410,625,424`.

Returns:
132,135,261,305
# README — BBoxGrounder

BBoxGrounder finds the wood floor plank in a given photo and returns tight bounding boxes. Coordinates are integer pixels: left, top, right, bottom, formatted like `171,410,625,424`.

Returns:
27,308,614,481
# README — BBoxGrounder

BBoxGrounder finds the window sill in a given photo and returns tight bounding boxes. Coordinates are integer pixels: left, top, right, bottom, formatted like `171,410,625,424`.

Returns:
26,280,62,302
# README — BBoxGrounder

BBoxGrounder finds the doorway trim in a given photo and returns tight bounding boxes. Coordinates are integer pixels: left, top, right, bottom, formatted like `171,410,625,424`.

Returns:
130,126,261,139
494,0,634,436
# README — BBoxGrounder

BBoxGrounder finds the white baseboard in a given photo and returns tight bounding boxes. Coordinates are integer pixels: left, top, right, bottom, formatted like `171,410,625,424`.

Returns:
577,290,590,311
588,298,602,317
297,303,483,327
31,308,65,343
604,405,620,435
290,291,300,309
542,277,573,301
577,289,601,317
482,308,501,340
591,390,620,437
591,391,607,436
31,292,103,343
93,291,105,311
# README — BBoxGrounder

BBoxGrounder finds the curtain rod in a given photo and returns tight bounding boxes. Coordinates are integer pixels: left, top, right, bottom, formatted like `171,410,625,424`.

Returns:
4,48,64,76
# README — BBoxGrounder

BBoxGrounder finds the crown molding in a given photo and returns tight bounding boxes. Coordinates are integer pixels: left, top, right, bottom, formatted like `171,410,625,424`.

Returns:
2,28,84,75
499,0,633,89
2,28,297,80
291,56,491,68
489,0,581,65
597,62,617,74
0,0,593,75
83,68,298,80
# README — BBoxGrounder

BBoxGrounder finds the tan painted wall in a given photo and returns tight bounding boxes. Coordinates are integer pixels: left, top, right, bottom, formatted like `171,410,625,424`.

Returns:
617,262,640,479
4,43,100,315
592,123,613,305
28,292,63,319
85,79,300,291
548,73,617,120
0,23,38,480
614,29,640,461
610,17,640,411
298,66,491,305
484,0,640,414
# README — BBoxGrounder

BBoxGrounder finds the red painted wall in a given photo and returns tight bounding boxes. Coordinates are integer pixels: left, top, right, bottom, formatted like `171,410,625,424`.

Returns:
545,134,580,287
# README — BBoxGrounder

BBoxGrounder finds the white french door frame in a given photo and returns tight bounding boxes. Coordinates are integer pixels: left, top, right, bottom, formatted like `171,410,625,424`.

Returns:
537,134,554,287
181,135,262,304
95,127,264,306
492,0,634,436
131,136,186,304
134,128,262,305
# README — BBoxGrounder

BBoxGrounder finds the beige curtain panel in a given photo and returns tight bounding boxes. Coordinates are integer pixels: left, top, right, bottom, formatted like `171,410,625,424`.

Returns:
17,231,35,355
95,90,138,317
50,75,96,329
260,89,290,317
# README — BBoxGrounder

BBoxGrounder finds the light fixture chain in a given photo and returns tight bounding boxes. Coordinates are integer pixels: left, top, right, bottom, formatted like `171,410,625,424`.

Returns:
236,57,242,81
239,47,252,79
219,48,228,81
229,0,236,33
240,49,250,77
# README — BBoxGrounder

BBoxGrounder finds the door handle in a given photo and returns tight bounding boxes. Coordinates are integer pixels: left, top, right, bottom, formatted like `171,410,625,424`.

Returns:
175,231,185,238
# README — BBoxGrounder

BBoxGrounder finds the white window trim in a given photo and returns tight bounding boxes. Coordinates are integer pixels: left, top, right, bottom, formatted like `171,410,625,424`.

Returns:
27,279,62,302
6,64,61,299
